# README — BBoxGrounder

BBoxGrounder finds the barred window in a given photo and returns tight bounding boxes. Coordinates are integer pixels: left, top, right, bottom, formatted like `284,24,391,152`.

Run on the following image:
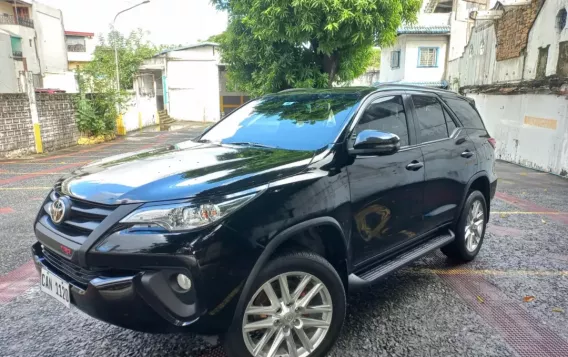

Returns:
418,47,437,67
390,50,400,68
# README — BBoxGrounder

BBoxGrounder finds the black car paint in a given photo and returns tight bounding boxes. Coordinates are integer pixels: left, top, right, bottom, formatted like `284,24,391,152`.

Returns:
32,86,497,334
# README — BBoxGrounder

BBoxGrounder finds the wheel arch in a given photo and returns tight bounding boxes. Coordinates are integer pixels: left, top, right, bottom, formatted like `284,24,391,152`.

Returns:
456,171,491,224
231,217,348,325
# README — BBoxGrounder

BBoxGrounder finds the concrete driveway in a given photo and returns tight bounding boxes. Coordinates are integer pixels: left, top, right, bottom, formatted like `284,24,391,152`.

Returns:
1,127,567,357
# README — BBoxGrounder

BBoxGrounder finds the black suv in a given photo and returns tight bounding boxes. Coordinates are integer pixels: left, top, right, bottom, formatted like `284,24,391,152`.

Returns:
33,85,497,357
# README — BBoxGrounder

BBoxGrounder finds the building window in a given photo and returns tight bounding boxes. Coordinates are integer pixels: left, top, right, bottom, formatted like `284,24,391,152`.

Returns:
536,46,549,79
418,47,438,67
10,36,22,57
390,50,400,68
557,9,567,31
66,36,86,52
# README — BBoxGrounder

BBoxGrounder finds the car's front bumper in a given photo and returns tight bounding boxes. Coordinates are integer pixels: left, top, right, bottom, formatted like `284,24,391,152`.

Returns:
32,242,204,333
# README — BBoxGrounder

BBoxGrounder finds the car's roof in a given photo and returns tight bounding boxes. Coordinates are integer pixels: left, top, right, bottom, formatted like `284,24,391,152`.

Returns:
271,84,464,100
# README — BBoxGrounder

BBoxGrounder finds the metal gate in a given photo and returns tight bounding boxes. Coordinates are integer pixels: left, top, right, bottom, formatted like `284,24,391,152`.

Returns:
220,95,250,117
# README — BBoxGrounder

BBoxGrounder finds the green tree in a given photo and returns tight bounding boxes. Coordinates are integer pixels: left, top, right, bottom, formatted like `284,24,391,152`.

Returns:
212,0,420,94
76,29,159,135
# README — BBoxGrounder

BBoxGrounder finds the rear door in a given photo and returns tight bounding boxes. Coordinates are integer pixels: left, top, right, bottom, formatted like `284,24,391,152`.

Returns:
407,92,478,233
347,92,425,266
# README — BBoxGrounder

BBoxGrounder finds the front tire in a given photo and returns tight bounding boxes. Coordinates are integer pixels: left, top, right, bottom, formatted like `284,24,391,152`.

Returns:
224,251,346,357
442,190,487,262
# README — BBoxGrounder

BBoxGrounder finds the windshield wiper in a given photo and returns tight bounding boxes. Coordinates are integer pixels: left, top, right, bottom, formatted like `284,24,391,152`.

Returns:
228,142,278,149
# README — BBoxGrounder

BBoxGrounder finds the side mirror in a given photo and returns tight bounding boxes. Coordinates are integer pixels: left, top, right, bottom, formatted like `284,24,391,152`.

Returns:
348,130,400,156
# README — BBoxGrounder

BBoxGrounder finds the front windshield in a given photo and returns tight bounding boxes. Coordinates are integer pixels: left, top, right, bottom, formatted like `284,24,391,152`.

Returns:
200,93,362,151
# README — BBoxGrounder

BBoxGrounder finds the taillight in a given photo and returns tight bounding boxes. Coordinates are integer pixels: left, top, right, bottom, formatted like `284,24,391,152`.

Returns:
488,138,496,149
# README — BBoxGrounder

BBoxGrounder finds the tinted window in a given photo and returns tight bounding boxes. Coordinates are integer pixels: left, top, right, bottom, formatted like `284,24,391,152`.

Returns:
201,93,361,151
442,97,486,130
412,95,448,143
355,96,409,146
444,108,457,134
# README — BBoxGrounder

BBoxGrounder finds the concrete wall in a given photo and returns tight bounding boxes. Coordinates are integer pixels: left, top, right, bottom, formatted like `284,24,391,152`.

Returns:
0,24,40,74
0,93,34,155
347,70,381,86
380,35,406,82
405,35,448,81
43,71,78,92
121,75,158,132
67,36,95,64
36,93,79,151
470,93,568,175
0,30,18,93
166,46,221,122
32,2,68,74
494,0,544,61
380,34,448,83
523,0,568,79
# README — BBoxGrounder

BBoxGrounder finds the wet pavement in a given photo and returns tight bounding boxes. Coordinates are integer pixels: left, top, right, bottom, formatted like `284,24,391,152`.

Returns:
1,127,568,357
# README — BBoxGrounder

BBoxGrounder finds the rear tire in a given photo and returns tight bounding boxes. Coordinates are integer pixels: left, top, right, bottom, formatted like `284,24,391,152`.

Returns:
223,251,346,357
441,190,487,262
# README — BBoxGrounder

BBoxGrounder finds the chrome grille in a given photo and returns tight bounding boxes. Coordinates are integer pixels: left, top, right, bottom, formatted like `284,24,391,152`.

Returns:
42,191,116,245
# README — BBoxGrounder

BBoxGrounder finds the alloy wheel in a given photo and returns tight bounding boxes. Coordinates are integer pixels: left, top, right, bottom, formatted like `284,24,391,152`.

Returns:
465,200,484,252
242,272,333,357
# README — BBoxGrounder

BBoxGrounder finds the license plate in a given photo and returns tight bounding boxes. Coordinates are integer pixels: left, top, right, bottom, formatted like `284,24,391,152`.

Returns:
40,268,71,308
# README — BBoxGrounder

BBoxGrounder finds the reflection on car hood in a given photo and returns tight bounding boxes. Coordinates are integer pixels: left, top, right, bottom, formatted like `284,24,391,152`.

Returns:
59,141,315,205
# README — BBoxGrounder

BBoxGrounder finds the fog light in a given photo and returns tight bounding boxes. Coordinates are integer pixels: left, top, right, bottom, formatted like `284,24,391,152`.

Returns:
176,274,192,291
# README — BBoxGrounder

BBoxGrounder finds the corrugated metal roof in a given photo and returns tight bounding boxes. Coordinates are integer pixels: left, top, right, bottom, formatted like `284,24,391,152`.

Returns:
157,42,219,56
397,25,451,34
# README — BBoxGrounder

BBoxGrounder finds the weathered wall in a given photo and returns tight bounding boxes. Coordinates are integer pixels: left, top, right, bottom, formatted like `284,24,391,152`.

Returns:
447,22,526,87
166,46,221,122
470,93,568,175
122,76,158,133
0,93,34,155
42,71,78,92
0,31,19,93
0,24,40,74
404,35,449,81
36,93,79,151
523,0,568,80
380,35,407,82
32,2,68,74
495,0,544,61
348,70,381,86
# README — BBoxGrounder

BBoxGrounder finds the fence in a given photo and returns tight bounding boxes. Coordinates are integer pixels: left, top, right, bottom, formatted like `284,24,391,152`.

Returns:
0,93,79,157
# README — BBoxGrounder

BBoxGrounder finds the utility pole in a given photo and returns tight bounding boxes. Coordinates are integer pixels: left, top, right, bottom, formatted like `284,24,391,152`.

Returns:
112,0,150,93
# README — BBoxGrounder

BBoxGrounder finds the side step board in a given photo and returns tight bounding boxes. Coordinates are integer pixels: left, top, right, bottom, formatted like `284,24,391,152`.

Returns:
348,230,455,290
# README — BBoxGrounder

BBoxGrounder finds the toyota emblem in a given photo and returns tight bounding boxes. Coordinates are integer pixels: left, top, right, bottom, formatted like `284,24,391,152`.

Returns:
50,197,69,224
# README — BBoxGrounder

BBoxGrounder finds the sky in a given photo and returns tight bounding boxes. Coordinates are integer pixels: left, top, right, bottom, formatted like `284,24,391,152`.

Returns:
36,0,228,45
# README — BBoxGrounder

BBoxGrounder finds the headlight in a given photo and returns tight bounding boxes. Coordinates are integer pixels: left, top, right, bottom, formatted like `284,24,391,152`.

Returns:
120,188,263,231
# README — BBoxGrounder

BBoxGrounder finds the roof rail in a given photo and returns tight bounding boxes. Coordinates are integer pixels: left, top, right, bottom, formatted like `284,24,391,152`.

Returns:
277,88,309,93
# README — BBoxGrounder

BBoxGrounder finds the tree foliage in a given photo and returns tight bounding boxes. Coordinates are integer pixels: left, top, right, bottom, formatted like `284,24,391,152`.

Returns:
76,29,159,136
212,0,420,95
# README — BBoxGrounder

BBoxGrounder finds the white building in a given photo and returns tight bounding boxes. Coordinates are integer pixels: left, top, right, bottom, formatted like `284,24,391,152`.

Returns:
0,0,73,93
139,42,249,122
379,5,452,88
65,30,95,70
447,0,568,176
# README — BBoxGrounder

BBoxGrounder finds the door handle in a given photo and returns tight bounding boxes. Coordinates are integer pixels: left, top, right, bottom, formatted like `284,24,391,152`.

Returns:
461,150,474,158
406,160,424,171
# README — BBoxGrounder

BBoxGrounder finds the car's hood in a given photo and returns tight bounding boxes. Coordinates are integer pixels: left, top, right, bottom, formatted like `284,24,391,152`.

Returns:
59,141,315,205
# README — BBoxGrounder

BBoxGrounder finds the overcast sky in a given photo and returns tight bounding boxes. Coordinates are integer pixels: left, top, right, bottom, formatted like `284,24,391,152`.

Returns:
37,0,228,45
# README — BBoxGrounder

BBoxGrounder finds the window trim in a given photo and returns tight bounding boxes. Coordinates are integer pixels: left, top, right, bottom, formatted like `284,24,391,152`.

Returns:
417,47,439,68
406,91,461,146
346,91,416,149
390,50,401,69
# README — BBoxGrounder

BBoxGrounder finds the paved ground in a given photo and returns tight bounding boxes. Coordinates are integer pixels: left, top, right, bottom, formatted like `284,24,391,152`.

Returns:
1,127,568,357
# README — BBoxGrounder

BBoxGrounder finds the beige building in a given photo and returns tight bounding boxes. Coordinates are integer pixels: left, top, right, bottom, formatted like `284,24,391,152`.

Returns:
65,30,95,70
